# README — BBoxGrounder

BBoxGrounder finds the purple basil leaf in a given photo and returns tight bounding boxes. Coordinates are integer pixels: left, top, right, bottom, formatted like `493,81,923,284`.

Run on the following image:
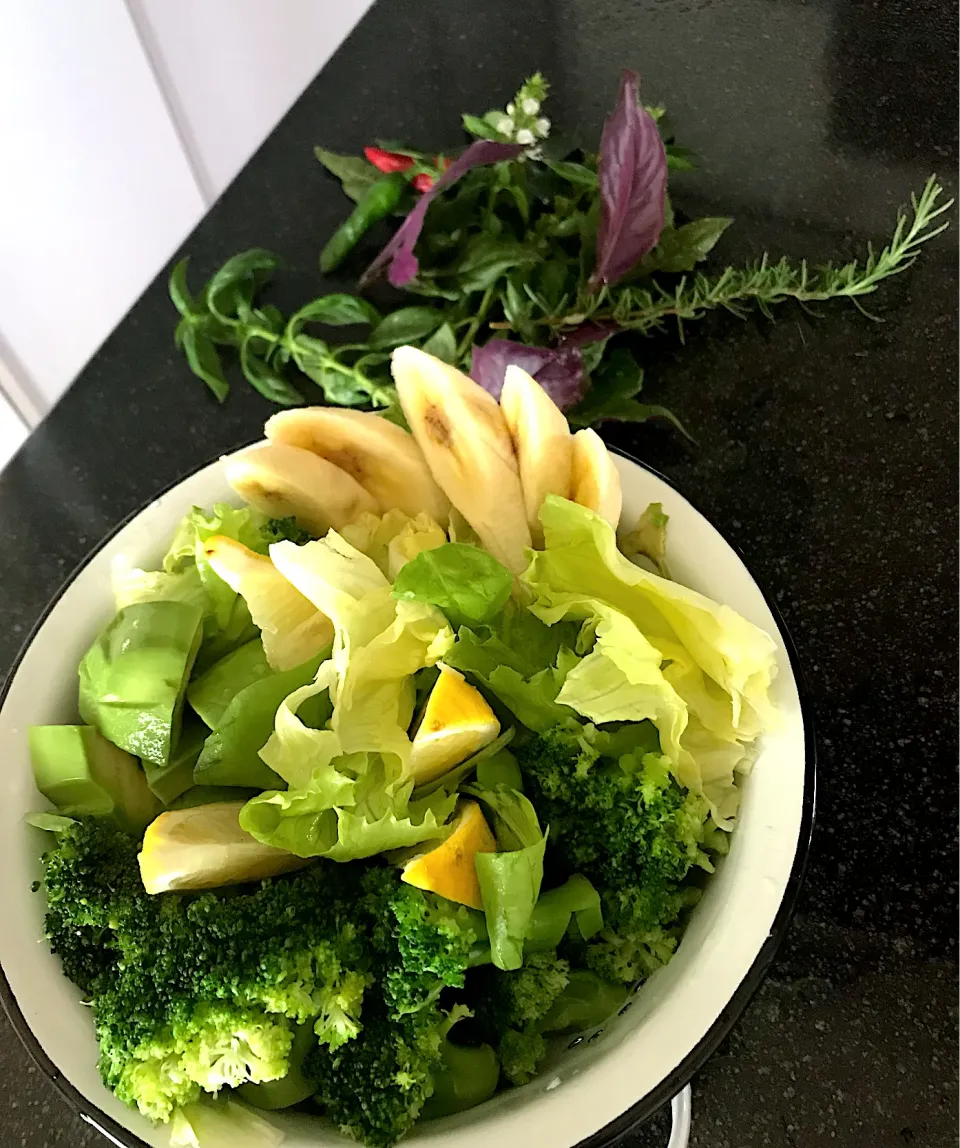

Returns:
590,70,668,289
361,140,524,288
469,340,587,410
558,321,621,347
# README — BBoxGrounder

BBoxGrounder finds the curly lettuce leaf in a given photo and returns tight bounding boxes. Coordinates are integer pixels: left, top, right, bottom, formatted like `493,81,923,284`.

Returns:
526,496,778,739
443,602,585,731
113,504,267,667
240,749,456,861
340,509,447,581
242,532,457,859
549,601,688,767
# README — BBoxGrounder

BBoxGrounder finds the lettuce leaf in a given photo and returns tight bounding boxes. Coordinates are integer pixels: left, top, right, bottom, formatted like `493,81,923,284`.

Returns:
114,504,267,668
465,785,546,971
443,601,585,731
526,496,778,739
240,749,456,861
340,509,447,580
551,602,688,766
241,531,457,860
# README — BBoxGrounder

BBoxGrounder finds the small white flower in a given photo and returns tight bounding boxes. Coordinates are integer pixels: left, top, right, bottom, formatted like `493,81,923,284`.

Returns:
506,103,516,115
515,128,535,146
521,97,541,115
525,146,544,160
535,117,551,138
497,116,515,134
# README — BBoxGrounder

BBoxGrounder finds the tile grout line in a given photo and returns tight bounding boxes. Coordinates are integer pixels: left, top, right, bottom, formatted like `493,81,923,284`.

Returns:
121,0,218,209
0,329,46,429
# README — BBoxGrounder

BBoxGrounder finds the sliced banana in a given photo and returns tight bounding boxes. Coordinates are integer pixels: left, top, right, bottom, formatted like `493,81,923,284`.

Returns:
570,428,622,530
223,441,376,536
204,535,333,671
264,407,450,525
390,347,532,573
500,365,573,547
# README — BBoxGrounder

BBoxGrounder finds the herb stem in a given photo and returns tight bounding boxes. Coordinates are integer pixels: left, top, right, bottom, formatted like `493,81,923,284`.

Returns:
456,286,497,359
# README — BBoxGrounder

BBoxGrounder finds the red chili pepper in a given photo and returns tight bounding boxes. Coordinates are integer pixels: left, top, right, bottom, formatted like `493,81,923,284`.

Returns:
411,172,434,192
364,146,414,174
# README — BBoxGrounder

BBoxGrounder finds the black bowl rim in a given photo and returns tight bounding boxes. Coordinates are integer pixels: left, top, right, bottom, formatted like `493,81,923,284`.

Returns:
0,444,816,1148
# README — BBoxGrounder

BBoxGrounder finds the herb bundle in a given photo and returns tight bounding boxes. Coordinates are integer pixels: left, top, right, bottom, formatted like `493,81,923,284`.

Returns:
170,70,950,430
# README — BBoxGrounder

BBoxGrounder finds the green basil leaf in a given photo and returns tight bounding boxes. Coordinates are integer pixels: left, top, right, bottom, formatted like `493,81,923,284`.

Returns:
590,401,694,439
314,147,380,203
289,294,381,332
206,249,279,323
181,326,230,402
580,337,610,374
453,237,540,294
666,145,697,171
254,304,285,333
420,322,458,364
567,347,643,427
369,307,443,349
393,543,513,627
168,258,199,318
239,336,302,406
462,113,502,140
544,159,599,189
294,342,379,407
643,218,733,274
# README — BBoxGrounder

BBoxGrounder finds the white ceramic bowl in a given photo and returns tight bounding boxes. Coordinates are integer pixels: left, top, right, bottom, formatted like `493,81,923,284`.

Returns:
0,449,814,1148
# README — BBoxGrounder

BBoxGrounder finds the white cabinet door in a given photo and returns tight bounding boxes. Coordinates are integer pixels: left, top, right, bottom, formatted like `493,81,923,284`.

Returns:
0,0,207,411
127,0,375,198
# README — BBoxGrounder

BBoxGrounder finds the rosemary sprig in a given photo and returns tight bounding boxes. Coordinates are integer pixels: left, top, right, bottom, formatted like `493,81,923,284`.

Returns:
554,176,952,339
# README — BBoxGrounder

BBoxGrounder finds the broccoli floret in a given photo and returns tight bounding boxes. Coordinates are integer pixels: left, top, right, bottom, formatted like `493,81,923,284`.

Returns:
304,991,453,1148
38,823,487,1144
37,822,378,1122
498,1027,547,1086
261,516,314,545
470,950,569,1085
517,728,714,984
385,884,483,1015
101,996,294,1122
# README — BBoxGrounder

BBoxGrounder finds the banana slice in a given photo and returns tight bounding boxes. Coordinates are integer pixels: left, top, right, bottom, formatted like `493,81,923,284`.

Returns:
570,428,622,529
391,347,532,573
223,441,376,535
264,407,450,525
500,365,573,547
203,535,333,671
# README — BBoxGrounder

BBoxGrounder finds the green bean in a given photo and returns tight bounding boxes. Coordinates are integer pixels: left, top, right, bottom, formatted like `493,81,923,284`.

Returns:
320,172,407,273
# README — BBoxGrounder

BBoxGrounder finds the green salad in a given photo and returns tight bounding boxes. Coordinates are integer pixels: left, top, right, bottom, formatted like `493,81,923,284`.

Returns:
28,347,777,1148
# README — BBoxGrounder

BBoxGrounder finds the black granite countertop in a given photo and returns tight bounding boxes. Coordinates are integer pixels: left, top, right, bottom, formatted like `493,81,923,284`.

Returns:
1,2,956,1146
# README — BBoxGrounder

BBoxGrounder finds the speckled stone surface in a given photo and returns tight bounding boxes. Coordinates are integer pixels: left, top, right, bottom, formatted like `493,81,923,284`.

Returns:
0,1,956,1146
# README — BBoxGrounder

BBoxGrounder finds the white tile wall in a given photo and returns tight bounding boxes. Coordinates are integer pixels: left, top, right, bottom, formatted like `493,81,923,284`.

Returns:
0,0,206,414
0,0,371,441
127,0,374,200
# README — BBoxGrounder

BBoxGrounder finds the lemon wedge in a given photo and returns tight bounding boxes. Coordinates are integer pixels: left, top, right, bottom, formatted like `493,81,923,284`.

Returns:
410,665,500,785
204,535,333,671
401,800,497,909
137,801,308,895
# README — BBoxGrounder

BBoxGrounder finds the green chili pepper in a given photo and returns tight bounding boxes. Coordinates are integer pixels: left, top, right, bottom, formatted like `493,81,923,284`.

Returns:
320,172,407,273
